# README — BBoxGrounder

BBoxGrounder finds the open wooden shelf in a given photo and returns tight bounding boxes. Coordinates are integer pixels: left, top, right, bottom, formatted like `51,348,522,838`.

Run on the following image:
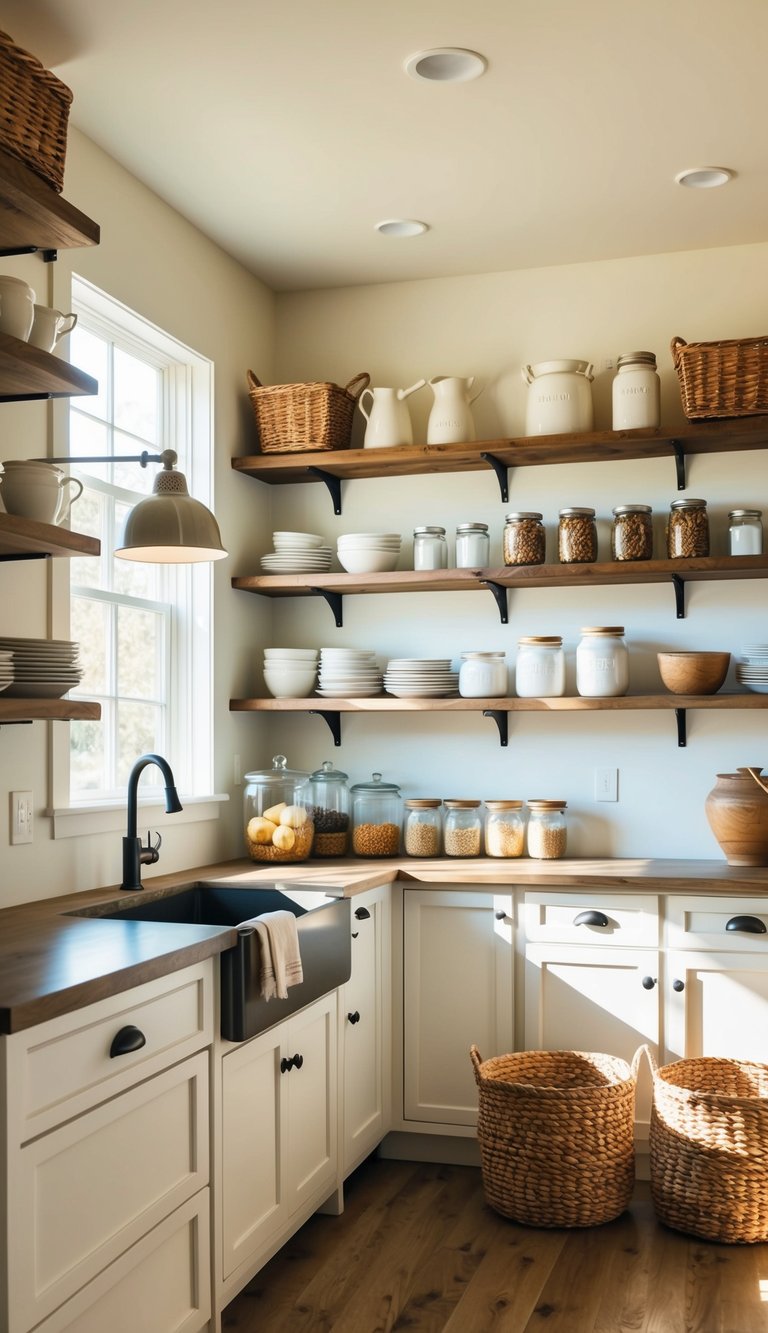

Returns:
0,331,98,401
0,513,100,559
0,698,101,724
0,144,100,254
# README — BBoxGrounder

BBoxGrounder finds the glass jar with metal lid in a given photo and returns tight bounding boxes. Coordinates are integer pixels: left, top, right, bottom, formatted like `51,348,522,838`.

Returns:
503,511,545,566
351,772,401,857
611,504,654,561
729,509,763,556
403,799,442,857
576,627,629,697
443,800,483,857
526,800,568,859
413,526,448,570
455,522,490,568
558,507,597,563
484,801,526,858
515,636,565,697
612,351,661,430
666,498,709,558
243,754,314,863
307,759,350,858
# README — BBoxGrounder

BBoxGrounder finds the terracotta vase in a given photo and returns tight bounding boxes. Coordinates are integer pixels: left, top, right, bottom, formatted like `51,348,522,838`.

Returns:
704,767,768,866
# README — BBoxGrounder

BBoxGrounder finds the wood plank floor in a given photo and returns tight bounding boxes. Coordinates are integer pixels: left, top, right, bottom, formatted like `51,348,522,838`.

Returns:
221,1156,768,1332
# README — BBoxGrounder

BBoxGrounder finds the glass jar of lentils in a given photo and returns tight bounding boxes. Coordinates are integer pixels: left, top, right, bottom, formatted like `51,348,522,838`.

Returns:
443,800,483,857
526,800,568,860
403,799,442,857
611,504,654,561
503,511,546,565
351,773,401,857
558,507,597,563
666,498,709,558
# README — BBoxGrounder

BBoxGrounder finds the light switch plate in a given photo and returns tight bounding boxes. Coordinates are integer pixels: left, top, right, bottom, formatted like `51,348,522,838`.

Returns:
10,790,33,844
594,768,618,802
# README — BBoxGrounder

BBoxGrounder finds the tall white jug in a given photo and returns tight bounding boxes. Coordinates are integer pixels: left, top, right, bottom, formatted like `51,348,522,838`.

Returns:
358,380,426,448
426,376,483,445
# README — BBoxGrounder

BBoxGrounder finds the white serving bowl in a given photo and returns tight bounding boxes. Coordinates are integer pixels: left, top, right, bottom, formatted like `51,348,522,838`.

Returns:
272,531,323,548
263,665,318,698
337,548,400,574
337,532,400,542
263,647,319,661
338,538,401,549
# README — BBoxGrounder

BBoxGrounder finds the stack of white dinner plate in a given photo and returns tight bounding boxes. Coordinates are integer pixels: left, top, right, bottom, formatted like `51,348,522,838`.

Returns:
261,531,333,574
316,647,383,697
383,658,459,698
0,649,12,694
0,637,84,698
737,644,768,694
337,532,401,574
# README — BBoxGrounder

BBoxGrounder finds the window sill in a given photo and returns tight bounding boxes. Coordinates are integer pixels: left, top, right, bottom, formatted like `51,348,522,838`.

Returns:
49,793,230,840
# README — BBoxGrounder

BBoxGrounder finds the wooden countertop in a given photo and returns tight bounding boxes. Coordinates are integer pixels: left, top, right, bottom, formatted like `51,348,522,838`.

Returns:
1,855,767,1034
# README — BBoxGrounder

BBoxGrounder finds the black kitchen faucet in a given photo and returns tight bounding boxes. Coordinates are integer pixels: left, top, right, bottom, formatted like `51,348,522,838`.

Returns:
121,753,183,890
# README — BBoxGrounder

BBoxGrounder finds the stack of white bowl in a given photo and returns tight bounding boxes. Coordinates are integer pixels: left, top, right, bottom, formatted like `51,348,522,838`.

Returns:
263,647,318,698
317,647,383,697
383,657,459,698
337,532,401,574
261,531,333,574
737,644,768,694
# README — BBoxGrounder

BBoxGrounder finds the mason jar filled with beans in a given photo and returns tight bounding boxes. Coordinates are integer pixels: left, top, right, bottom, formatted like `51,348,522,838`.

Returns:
351,772,401,857
484,800,526,858
558,507,597,563
611,504,654,561
403,799,442,857
666,498,709,558
443,800,483,857
503,511,546,565
526,800,568,860
308,759,350,857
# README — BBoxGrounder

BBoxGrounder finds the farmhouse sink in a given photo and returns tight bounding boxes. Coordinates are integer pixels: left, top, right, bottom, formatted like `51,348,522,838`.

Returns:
69,882,351,1042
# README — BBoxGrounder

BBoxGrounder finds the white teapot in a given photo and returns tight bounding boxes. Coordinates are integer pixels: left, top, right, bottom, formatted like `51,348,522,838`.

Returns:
426,376,483,445
358,380,426,448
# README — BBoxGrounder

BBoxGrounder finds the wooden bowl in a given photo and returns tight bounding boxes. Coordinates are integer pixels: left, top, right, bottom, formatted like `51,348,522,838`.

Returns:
657,651,730,695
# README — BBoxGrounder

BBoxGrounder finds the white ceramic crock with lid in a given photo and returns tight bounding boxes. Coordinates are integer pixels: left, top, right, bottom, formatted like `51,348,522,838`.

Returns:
522,359,595,435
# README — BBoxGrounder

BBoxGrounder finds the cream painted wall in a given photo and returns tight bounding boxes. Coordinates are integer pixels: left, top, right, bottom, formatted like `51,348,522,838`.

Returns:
0,129,274,904
270,245,768,858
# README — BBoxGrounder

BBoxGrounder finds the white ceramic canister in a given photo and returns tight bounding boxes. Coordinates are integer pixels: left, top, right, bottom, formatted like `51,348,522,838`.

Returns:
729,508,763,556
455,522,489,567
612,351,660,430
515,636,565,698
576,626,629,698
459,651,507,698
522,359,594,436
413,525,448,570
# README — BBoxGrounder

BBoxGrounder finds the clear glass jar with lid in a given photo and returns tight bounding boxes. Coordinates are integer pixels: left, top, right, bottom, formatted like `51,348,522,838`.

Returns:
413,526,448,570
503,511,545,566
307,759,350,858
576,626,629,697
459,651,507,698
403,799,442,857
558,507,597,563
612,351,661,430
527,800,568,859
666,498,709,558
484,801,526,858
515,636,566,698
443,800,483,857
351,772,401,857
455,522,490,568
729,508,763,556
243,754,314,862
612,504,653,561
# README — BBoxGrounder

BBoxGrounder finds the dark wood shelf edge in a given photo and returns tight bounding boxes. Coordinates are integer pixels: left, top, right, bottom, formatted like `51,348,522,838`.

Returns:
0,513,100,559
0,144,100,252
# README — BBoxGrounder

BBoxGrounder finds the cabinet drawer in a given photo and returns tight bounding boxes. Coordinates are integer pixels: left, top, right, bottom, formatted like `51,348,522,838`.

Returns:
6,959,213,1143
522,891,659,947
8,1050,209,1332
31,1190,210,1333
665,895,768,951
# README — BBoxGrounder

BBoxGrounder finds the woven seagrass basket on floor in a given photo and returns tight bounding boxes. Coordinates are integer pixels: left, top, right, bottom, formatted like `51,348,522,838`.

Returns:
644,1045,768,1243
671,335,768,420
246,370,369,453
470,1045,638,1228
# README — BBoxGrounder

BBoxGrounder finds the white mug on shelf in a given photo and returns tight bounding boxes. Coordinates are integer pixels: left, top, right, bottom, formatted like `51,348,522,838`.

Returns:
0,275,36,341
28,305,78,353
0,460,84,526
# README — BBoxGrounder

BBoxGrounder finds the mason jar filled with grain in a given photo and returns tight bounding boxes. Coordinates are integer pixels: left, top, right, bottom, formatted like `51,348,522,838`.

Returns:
611,504,654,561
484,800,526,858
526,800,568,859
403,799,442,857
666,498,709,558
351,772,401,857
558,507,597,563
503,511,546,566
443,800,483,857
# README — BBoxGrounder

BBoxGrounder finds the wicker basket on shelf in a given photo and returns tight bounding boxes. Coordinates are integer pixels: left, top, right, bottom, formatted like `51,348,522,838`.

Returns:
671,334,768,420
645,1045,768,1243
246,370,369,454
0,29,73,192
470,1045,638,1228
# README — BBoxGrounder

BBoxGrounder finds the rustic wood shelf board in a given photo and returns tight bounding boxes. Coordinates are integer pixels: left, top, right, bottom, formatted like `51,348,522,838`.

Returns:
0,514,100,559
0,332,98,399
0,699,101,723
0,145,100,253
230,693,768,713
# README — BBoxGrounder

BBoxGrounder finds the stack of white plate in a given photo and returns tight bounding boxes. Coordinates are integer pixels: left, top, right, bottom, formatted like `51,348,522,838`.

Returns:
0,650,12,694
737,644,768,694
337,533,401,574
261,531,333,574
383,658,459,698
317,647,383,697
0,637,84,698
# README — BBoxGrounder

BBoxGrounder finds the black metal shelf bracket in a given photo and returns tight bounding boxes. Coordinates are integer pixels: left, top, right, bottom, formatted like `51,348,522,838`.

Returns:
0,552,49,563
480,452,509,503
670,440,686,490
0,245,39,258
43,249,57,263
309,709,342,746
670,573,685,619
311,588,343,627
483,709,509,746
306,466,342,515
675,707,687,747
480,579,509,624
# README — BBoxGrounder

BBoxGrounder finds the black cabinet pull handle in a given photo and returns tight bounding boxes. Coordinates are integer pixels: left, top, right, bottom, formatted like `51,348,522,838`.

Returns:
109,1025,146,1058
641,976,657,990
351,932,359,939
292,1053,304,1069
347,1010,361,1024
573,910,609,928
672,978,685,992
355,906,371,920
280,1056,293,1073
725,915,767,935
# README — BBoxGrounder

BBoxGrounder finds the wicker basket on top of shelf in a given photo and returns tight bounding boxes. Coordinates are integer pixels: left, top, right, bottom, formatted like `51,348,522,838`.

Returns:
0,29,73,192
246,370,370,454
671,334,768,420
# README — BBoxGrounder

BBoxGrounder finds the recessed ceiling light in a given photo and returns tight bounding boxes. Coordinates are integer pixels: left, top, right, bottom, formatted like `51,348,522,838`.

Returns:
675,166,734,189
375,219,429,238
404,47,487,83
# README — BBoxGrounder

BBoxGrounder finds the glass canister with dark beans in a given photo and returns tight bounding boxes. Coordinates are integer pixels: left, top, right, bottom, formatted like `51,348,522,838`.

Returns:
558,507,597,563
503,511,546,566
611,504,653,561
666,498,709,558
308,759,350,857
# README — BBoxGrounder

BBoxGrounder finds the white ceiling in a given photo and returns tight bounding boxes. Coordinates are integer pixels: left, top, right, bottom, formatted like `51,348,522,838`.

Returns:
2,0,768,292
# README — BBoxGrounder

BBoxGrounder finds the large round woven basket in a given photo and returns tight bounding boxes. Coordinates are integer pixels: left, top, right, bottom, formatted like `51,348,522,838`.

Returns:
646,1047,768,1243
470,1046,638,1228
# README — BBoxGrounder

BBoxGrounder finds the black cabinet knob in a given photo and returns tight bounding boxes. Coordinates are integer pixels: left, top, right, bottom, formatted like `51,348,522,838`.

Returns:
573,910,609,928
292,1053,304,1069
495,910,507,920
347,1010,361,1024
280,1056,293,1073
109,1025,146,1058
641,976,657,990
725,915,767,935
672,978,685,993
355,906,371,920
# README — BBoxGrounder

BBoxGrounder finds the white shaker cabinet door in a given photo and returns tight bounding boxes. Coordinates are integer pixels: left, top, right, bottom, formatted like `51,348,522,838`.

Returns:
341,885,391,1176
665,949,768,1065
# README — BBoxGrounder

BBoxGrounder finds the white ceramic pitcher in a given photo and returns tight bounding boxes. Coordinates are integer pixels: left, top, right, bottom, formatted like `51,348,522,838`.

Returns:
358,380,426,448
426,376,483,445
